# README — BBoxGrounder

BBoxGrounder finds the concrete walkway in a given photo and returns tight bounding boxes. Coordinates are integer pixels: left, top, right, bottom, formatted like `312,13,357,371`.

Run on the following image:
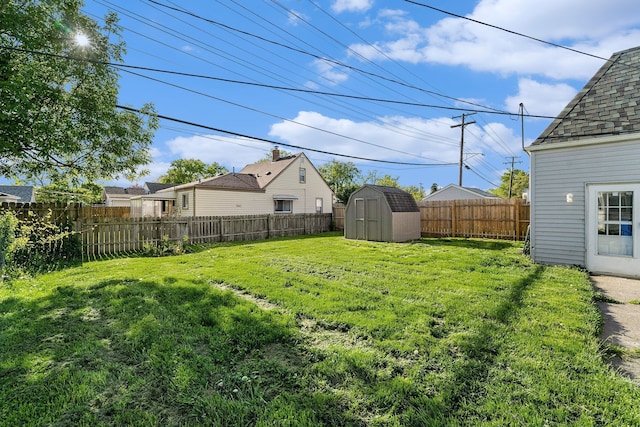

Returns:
591,275,640,384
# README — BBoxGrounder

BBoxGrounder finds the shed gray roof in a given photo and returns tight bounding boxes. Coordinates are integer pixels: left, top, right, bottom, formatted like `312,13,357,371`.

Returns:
364,185,419,212
0,185,35,202
532,46,640,146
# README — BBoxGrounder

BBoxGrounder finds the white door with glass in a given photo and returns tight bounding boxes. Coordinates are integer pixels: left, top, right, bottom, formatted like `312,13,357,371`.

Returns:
587,184,640,276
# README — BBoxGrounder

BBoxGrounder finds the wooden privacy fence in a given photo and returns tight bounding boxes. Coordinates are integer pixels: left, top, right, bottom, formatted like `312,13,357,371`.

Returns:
418,198,530,240
78,213,332,258
1,202,130,221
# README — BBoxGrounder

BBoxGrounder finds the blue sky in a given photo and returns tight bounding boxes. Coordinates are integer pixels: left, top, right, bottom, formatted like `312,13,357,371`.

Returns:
76,0,640,192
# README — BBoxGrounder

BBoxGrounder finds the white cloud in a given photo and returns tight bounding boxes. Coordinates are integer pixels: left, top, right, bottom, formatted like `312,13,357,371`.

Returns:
504,78,578,117
269,111,477,165
309,58,350,86
287,10,308,26
164,134,272,170
332,0,373,14
349,1,640,80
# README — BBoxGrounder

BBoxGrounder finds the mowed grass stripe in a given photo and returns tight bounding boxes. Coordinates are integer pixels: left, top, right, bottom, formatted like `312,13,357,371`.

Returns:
1,233,638,426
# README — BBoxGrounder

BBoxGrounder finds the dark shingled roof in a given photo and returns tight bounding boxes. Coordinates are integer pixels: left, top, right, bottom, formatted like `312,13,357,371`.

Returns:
0,185,35,202
145,182,177,193
532,46,640,146
103,186,146,196
367,185,419,212
197,173,263,191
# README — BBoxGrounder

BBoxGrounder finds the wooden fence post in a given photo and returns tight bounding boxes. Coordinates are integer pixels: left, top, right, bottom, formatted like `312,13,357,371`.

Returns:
450,200,456,238
514,199,520,241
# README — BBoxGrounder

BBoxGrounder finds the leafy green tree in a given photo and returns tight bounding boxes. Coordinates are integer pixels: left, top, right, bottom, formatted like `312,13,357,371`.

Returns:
489,169,529,199
363,170,425,201
318,160,362,203
374,174,400,188
403,184,426,201
0,1,158,184
36,181,103,204
158,159,228,184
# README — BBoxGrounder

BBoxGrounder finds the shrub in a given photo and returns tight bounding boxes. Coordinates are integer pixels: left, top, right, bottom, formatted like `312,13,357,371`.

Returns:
0,210,81,279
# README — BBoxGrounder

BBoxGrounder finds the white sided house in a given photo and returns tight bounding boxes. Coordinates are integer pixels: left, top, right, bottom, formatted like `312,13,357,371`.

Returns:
154,149,334,217
528,46,640,278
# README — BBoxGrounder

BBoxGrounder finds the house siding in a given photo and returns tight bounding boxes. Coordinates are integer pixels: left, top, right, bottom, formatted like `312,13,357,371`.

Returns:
176,190,195,217
530,137,640,267
193,188,269,216
265,155,334,214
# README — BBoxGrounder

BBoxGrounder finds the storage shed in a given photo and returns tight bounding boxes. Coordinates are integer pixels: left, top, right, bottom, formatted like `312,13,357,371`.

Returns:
344,185,421,242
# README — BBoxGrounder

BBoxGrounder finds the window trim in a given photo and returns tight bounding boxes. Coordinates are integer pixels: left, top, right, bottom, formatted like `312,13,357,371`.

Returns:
299,167,306,184
274,199,293,214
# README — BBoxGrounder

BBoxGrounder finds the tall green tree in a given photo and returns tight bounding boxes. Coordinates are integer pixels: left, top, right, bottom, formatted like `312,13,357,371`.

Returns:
0,1,158,183
36,180,103,204
318,160,362,203
489,169,529,199
158,159,228,184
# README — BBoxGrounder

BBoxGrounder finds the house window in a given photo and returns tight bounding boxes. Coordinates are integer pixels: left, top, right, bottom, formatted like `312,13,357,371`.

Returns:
315,197,323,213
299,167,306,184
182,194,189,209
275,199,292,213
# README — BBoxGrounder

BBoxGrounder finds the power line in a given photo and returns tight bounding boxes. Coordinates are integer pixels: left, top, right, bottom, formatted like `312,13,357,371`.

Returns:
0,45,562,120
403,0,609,62
116,104,457,167
145,0,507,114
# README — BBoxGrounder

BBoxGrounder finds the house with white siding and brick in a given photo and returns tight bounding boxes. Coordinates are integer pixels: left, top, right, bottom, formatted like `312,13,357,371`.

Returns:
527,46,640,278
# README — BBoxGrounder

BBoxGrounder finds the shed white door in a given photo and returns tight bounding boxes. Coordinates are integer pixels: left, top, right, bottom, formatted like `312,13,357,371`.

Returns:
587,184,640,277
354,197,380,241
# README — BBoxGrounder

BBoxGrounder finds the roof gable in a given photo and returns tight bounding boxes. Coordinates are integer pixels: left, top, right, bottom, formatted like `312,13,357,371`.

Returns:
423,184,499,201
532,46,640,146
239,153,301,188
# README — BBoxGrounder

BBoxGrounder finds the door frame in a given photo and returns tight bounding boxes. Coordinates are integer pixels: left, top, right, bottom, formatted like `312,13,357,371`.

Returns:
586,182,640,277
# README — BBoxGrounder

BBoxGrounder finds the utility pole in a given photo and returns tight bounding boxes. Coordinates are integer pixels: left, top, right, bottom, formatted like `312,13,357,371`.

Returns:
504,156,523,198
451,113,476,186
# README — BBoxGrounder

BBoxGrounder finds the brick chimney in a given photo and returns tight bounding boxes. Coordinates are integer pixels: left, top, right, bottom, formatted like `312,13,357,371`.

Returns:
272,146,280,162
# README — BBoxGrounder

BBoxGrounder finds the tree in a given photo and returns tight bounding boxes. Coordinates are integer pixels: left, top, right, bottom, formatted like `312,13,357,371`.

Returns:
317,160,362,203
403,184,426,201
374,174,400,188
0,1,158,184
36,180,103,204
158,159,228,184
489,169,529,199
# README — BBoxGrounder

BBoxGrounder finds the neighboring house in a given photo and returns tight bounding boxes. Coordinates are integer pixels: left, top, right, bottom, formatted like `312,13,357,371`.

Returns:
0,185,36,203
102,186,146,207
153,149,334,217
344,185,421,242
130,182,178,217
422,184,500,201
527,46,640,278
0,191,20,203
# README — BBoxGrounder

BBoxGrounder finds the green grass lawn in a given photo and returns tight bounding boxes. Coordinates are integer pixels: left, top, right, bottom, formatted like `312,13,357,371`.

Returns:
1,233,639,426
